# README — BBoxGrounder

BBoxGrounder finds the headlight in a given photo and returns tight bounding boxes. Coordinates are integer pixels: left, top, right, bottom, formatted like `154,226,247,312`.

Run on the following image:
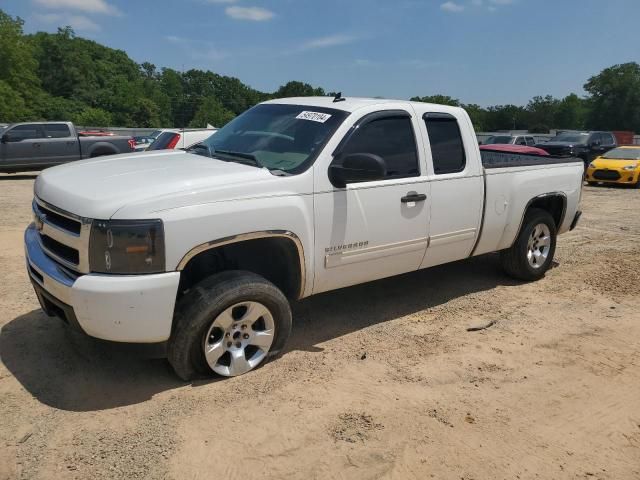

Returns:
89,219,165,274
622,164,638,171
588,162,596,169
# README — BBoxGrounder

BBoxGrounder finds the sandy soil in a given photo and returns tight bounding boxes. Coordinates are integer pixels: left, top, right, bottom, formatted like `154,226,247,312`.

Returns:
1,173,639,480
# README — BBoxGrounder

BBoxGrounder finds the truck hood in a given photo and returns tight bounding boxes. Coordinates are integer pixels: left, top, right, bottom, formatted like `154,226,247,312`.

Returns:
590,158,639,170
35,150,291,219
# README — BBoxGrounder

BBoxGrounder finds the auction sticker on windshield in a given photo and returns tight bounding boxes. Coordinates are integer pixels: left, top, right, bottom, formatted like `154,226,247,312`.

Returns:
296,111,332,123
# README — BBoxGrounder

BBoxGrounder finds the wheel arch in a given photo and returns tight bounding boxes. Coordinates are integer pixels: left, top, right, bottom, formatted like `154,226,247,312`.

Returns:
87,142,119,157
511,192,566,247
176,231,306,300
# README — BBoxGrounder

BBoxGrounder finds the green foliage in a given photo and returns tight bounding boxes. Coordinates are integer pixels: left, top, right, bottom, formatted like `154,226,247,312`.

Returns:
462,104,486,132
73,107,113,127
274,81,325,98
189,96,236,128
0,8,638,133
0,80,30,121
410,94,461,106
526,95,559,129
584,62,640,132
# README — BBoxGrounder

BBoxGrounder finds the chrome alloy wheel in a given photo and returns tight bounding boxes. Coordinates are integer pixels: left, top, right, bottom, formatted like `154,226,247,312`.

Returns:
527,223,551,269
203,301,275,376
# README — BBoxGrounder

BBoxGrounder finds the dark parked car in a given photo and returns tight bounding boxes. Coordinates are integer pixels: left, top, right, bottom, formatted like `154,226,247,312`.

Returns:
537,131,617,166
0,121,135,172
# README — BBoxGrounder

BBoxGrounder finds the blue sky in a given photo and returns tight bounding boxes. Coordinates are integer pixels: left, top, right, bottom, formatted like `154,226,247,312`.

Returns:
4,0,640,106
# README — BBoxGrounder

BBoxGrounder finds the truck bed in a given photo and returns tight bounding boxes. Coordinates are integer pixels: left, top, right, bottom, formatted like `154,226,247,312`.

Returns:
480,150,583,169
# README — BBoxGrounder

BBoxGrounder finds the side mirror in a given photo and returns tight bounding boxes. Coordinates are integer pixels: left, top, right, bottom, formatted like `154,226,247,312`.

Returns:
591,140,601,147
328,153,387,188
0,133,8,144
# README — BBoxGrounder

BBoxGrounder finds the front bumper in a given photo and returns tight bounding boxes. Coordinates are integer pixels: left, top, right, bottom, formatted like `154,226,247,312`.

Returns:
25,223,181,343
586,168,639,185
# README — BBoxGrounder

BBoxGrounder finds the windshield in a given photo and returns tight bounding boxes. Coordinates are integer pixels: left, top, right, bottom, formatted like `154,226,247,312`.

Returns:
484,136,513,144
199,103,349,174
551,133,589,144
602,148,640,160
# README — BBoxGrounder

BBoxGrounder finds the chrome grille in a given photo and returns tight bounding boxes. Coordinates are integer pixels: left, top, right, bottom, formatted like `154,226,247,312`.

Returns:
32,197,92,273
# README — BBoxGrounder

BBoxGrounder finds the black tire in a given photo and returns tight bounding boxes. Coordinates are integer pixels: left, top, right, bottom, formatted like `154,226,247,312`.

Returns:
587,181,598,187
500,208,557,281
168,270,292,381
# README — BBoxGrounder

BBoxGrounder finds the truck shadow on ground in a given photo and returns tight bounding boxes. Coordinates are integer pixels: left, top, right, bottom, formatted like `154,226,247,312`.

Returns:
1,253,522,412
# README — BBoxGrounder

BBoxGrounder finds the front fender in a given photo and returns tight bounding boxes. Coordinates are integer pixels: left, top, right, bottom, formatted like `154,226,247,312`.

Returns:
160,195,314,297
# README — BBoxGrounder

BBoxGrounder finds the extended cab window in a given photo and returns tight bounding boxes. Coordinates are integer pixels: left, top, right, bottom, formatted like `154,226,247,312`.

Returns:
424,113,466,174
44,124,71,138
337,114,419,179
7,124,43,141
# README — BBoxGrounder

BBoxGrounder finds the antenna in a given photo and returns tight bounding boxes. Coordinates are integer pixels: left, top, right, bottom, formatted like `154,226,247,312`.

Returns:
333,92,346,103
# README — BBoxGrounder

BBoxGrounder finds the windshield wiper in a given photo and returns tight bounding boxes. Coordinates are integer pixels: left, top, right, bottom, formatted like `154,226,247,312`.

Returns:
213,149,263,168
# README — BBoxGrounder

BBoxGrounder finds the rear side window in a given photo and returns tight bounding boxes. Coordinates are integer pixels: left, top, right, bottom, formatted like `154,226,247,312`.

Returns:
44,124,71,138
603,133,615,146
148,132,181,150
8,124,43,140
591,133,604,145
339,114,419,179
424,113,466,174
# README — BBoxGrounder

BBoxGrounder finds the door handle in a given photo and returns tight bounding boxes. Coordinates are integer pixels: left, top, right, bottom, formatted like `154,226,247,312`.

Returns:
401,193,427,203
33,143,41,148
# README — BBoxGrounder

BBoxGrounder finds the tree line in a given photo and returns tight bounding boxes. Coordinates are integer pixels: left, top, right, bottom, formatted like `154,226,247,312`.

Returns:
2,9,639,132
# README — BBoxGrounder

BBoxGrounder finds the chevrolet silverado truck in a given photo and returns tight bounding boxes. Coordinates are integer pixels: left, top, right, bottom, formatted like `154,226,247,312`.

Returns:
24,97,584,380
1,121,135,173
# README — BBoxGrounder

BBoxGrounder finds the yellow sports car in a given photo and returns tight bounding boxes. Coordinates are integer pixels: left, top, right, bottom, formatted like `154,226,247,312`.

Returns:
586,146,640,187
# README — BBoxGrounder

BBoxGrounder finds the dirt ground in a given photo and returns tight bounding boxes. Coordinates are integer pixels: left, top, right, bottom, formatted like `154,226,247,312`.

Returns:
1,173,639,480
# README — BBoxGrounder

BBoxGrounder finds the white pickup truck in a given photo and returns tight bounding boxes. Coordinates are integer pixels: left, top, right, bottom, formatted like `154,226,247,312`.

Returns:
25,97,584,380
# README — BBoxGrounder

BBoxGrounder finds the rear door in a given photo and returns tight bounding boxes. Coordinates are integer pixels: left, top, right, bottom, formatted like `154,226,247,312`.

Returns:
413,109,484,268
41,123,78,165
0,124,45,170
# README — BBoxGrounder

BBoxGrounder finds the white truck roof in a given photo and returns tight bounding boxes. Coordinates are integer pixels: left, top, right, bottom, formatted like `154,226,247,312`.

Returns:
262,96,464,115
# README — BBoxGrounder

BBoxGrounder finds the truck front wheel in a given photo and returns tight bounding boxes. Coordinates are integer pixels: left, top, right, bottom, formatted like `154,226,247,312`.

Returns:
168,271,292,380
500,208,557,281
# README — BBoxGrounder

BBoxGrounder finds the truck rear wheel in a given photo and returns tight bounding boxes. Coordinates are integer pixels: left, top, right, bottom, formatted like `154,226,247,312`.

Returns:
500,208,557,281
168,270,292,381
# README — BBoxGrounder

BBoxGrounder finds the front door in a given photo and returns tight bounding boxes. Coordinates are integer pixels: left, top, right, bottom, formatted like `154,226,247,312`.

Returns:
0,124,45,170
313,109,430,294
